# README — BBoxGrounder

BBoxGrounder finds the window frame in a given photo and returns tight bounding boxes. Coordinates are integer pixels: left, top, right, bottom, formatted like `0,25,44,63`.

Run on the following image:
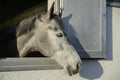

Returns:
53,0,106,58
0,58,63,72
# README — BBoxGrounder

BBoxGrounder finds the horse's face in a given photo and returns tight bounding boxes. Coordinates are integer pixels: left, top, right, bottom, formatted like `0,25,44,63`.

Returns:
34,3,81,76
17,3,81,76
34,15,63,56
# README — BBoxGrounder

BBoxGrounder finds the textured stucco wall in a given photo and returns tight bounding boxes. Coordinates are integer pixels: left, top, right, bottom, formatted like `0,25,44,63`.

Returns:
0,6,120,80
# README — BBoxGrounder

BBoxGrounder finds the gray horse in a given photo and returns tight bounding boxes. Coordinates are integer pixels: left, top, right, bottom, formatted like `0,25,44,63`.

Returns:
0,3,81,76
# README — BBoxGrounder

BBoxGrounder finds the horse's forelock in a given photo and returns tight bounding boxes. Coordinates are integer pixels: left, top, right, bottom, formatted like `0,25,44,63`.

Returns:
16,16,36,37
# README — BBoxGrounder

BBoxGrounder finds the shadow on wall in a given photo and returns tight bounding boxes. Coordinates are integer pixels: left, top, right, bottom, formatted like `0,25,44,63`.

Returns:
62,14,103,79
62,6,113,79
62,8,114,78
80,60,103,80
62,14,90,58
105,6,113,61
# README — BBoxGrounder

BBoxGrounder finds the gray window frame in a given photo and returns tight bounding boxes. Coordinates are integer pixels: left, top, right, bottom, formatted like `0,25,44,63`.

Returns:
0,58,63,72
55,0,106,58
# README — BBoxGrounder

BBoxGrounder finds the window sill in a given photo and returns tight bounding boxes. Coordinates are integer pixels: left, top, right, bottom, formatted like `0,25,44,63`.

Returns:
0,58,63,72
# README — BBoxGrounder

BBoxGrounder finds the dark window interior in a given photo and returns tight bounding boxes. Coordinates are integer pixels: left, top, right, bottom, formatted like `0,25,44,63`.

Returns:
0,0,46,22
0,0,47,58
107,0,120,3
107,0,120,7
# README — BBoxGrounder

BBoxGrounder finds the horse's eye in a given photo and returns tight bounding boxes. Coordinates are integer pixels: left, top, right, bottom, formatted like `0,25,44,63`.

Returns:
56,33,63,37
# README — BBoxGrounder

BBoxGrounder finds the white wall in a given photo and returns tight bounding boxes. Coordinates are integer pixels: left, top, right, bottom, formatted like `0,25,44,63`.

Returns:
0,6,120,80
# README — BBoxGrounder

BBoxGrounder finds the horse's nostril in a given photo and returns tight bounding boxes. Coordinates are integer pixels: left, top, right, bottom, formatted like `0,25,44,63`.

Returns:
67,62,81,76
56,33,63,37
67,66,73,76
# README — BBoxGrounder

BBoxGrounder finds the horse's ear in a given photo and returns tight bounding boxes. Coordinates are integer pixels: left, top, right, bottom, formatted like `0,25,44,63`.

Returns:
46,2,55,19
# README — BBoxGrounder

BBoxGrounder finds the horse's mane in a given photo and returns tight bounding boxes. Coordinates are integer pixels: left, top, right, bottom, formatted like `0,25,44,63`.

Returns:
16,12,47,37
16,16,37,37
0,12,63,44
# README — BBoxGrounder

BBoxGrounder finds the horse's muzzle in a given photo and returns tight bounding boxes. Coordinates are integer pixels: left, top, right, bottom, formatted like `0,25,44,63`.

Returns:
67,62,81,76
